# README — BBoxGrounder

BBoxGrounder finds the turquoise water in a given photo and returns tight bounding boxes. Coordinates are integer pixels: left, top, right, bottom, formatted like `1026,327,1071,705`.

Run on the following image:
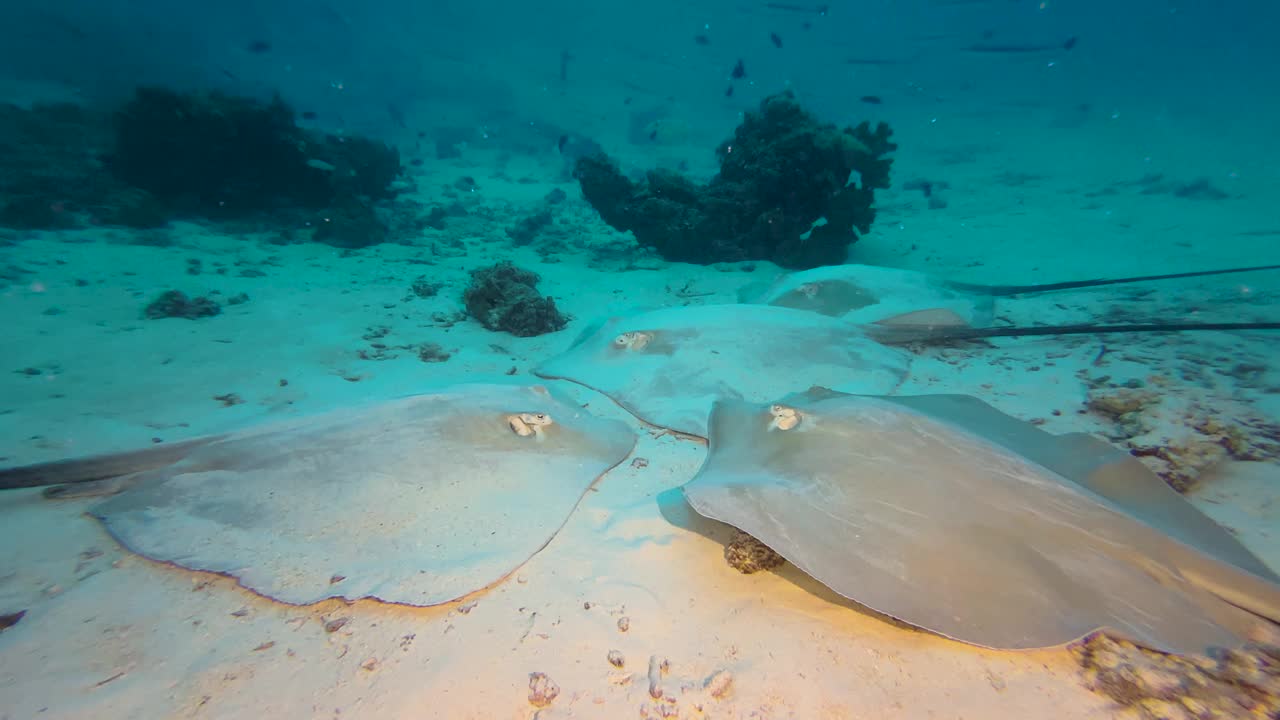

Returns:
0,2,1277,717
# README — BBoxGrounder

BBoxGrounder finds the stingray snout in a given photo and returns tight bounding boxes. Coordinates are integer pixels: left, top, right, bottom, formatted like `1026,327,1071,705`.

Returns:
507,411,555,439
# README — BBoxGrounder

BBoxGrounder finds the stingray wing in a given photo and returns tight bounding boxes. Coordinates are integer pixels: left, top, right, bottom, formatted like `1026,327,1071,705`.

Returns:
535,304,910,437
683,393,1280,653
88,384,635,606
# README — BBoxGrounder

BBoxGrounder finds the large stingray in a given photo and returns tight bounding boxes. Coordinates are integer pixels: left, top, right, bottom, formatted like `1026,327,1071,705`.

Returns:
531,301,1280,438
0,384,635,606
738,263,996,327
536,290,1280,440
533,304,911,437
681,388,1280,653
739,262,1280,329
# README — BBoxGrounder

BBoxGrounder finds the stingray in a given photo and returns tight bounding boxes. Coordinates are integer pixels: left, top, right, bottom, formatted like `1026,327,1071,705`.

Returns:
738,263,996,327
0,384,635,606
681,388,1280,653
532,302,1280,437
738,262,1280,329
533,304,912,437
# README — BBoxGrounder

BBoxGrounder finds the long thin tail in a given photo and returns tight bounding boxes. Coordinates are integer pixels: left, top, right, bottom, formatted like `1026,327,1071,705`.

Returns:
869,321,1280,345
0,436,221,490
948,264,1280,297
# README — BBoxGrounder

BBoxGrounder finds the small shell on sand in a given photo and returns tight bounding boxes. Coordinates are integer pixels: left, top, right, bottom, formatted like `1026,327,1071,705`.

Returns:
527,672,560,708
704,670,733,699
647,655,670,699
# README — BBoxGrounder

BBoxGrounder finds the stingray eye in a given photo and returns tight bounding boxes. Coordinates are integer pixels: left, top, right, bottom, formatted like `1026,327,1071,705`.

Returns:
614,330,653,352
518,412,554,428
768,404,801,431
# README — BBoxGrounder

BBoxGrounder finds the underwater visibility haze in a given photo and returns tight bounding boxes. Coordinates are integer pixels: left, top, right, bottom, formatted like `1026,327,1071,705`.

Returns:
0,0,1278,717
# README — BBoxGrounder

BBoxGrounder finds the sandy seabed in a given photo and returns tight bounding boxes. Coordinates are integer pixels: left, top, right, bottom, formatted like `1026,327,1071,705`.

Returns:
1,105,1278,719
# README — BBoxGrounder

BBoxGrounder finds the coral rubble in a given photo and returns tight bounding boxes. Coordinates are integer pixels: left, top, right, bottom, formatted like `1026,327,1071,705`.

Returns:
1072,630,1280,719
1085,383,1280,493
724,529,786,574
462,262,568,337
574,92,896,269
143,290,222,320
0,89,403,249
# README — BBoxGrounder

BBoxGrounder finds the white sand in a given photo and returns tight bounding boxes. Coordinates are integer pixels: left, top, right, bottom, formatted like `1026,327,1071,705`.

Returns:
1,112,1278,719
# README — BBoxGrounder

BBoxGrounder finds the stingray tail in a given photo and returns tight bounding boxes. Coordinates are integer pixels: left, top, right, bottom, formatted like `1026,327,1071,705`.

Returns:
1178,549,1280,627
869,321,1280,344
0,436,220,491
948,264,1280,297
